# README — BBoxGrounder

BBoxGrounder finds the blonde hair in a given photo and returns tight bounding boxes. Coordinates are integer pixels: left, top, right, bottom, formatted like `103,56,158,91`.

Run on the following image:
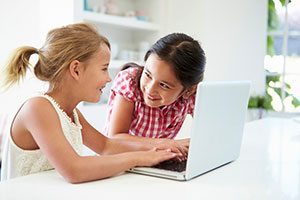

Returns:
2,23,110,89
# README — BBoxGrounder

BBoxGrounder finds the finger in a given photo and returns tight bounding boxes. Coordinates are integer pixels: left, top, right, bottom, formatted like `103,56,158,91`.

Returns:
160,152,177,161
167,145,182,154
181,146,189,154
151,152,174,165
178,139,190,148
155,148,172,153
178,144,190,160
181,146,189,159
176,143,186,157
151,147,157,151
160,148,182,158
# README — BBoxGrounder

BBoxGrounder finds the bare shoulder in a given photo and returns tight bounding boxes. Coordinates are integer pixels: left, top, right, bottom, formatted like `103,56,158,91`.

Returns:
19,96,59,126
22,96,54,115
11,96,61,150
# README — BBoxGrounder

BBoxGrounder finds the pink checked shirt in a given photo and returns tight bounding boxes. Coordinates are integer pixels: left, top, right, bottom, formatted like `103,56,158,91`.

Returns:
103,67,195,139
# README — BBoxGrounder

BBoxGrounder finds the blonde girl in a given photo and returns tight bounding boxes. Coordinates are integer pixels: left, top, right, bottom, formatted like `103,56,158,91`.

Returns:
0,23,178,183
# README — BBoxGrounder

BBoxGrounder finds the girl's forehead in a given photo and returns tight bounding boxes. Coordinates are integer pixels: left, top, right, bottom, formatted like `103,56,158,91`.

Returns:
144,54,182,86
89,45,110,62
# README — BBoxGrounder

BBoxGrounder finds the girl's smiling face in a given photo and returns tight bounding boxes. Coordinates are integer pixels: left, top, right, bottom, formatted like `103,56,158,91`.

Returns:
80,44,111,103
140,53,185,108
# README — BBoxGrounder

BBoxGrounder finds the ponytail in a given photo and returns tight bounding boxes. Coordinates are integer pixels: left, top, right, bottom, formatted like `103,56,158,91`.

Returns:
1,23,109,91
2,46,38,89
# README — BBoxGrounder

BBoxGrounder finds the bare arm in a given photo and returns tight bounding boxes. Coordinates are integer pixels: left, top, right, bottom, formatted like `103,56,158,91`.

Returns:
108,94,189,157
22,98,176,183
108,94,165,143
77,109,154,154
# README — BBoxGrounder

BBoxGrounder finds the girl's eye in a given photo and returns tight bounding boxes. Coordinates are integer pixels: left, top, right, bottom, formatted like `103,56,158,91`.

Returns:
160,83,170,89
102,67,108,71
144,71,151,78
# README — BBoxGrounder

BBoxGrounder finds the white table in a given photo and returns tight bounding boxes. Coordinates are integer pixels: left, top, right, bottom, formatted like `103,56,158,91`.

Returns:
1,117,300,200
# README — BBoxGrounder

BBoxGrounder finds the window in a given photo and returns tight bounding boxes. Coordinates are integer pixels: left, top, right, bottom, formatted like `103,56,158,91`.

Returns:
265,0,300,112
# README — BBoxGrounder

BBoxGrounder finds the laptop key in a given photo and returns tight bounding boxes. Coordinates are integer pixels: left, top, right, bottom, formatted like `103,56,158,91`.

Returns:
153,159,187,172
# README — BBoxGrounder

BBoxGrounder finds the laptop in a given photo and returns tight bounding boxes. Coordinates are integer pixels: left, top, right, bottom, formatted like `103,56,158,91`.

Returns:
127,81,251,181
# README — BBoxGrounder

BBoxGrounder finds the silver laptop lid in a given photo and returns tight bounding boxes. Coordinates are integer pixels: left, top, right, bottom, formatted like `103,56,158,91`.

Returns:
185,81,250,180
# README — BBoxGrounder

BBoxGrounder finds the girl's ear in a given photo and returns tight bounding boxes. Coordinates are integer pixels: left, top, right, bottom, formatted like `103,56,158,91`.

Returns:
69,60,81,80
182,85,198,99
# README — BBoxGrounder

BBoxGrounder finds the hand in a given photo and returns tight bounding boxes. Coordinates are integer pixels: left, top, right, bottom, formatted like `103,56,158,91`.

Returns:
134,148,178,167
175,138,190,151
155,138,190,161
175,138,190,161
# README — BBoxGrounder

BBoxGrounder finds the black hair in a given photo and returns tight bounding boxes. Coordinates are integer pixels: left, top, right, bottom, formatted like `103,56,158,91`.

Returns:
121,62,142,71
144,33,206,89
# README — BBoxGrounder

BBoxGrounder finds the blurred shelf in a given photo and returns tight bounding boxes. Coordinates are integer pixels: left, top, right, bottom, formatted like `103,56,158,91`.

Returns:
82,11,160,32
109,59,142,69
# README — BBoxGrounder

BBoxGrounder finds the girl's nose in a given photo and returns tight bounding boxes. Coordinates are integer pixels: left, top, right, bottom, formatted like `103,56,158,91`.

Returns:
107,76,112,83
107,72,112,83
146,81,156,93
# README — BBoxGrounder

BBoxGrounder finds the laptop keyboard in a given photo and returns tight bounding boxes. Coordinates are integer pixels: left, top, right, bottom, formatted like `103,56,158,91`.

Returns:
153,159,187,172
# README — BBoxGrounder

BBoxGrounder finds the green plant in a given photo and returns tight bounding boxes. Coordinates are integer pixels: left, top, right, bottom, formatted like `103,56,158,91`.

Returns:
247,94,272,120
266,72,300,109
267,0,291,55
248,94,273,110
262,0,300,111
248,71,300,110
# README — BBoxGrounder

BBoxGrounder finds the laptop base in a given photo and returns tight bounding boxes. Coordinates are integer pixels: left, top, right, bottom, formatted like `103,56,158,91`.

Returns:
127,167,186,181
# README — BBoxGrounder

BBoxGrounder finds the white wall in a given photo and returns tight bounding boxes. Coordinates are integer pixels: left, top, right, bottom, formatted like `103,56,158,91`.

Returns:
0,1,40,65
163,0,268,94
0,0,268,115
0,0,42,114
0,0,75,114
39,0,75,43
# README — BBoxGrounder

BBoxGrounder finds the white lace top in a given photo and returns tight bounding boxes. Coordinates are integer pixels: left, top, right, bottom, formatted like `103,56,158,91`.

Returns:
1,94,83,181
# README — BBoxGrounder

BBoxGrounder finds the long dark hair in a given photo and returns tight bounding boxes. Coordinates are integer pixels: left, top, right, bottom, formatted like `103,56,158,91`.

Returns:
145,33,206,89
121,33,206,89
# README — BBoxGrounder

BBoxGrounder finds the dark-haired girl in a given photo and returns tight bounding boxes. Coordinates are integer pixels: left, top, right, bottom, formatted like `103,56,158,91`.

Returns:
104,33,206,157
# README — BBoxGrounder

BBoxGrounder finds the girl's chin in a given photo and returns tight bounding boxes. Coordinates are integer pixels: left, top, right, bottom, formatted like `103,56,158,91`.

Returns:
86,95,101,104
144,100,161,108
